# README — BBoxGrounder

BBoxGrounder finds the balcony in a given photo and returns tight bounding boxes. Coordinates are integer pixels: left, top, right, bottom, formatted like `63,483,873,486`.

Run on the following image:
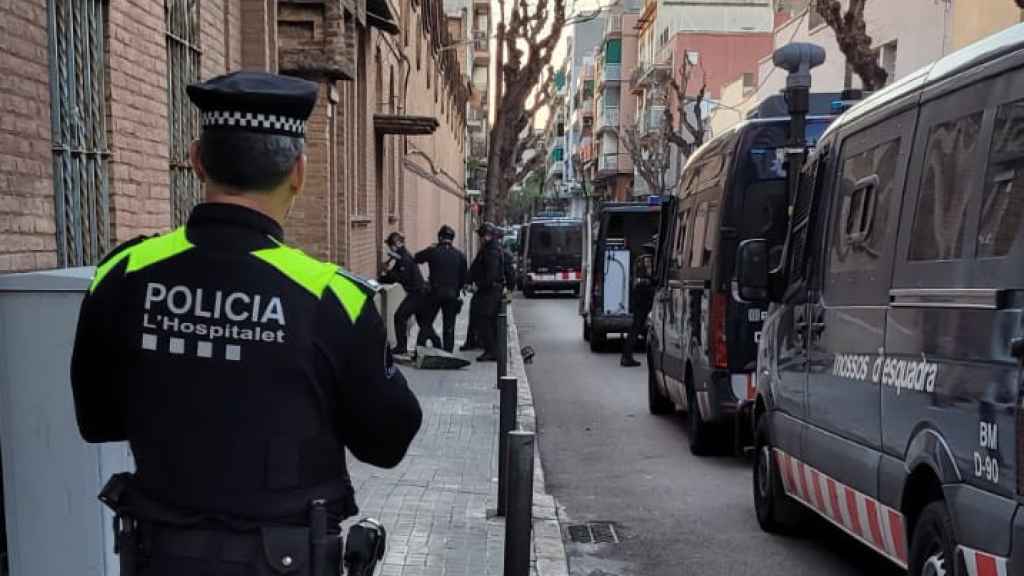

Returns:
600,63,621,86
640,106,665,134
597,153,619,174
630,60,671,94
597,106,619,133
604,14,622,37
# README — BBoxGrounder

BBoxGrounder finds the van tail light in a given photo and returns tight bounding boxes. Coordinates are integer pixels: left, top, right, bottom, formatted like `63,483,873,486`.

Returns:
711,292,728,369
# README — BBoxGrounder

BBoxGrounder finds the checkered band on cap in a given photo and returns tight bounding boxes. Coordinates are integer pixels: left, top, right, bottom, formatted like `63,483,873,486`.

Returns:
201,110,306,136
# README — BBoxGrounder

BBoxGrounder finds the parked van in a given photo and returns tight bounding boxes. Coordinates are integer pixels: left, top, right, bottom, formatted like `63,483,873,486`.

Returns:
647,110,838,455
739,25,1024,576
521,217,584,297
580,201,662,351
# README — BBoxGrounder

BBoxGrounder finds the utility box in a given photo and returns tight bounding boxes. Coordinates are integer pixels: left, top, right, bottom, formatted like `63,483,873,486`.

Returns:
0,267,130,576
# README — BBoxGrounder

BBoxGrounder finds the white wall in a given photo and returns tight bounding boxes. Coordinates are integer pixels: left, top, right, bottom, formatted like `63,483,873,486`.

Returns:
712,0,951,135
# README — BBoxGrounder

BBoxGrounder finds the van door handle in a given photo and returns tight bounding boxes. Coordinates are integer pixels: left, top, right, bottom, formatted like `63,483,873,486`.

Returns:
1011,337,1024,360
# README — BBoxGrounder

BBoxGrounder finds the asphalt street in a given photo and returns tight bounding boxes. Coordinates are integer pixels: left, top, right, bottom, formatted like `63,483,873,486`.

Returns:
515,293,905,576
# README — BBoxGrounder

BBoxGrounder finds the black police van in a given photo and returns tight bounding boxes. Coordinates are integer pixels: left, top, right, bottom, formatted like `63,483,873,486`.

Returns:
647,100,842,455
521,217,584,297
580,201,661,351
739,26,1024,576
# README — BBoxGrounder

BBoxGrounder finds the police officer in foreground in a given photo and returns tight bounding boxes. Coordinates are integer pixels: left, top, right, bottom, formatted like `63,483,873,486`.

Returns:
71,71,422,575
621,240,657,367
382,230,442,356
415,225,468,353
469,222,505,362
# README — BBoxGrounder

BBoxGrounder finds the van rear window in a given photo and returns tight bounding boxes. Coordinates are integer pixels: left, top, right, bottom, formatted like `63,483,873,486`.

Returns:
529,222,582,255
747,121,830,180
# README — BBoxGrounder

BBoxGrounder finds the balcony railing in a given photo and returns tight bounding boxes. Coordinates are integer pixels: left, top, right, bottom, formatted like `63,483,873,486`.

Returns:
598,153,618,172
548,160,565,178
641,106,665,134
604,14,622,36
599,106,619,129
602,63,621,84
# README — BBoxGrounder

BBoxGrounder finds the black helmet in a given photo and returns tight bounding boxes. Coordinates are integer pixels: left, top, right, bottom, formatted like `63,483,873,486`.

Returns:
476,222,496,237
438,225,456,241
386,231,405,246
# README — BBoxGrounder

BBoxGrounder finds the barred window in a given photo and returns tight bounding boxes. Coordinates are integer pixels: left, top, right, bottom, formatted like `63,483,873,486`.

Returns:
49,0,111,266
166,0,202,226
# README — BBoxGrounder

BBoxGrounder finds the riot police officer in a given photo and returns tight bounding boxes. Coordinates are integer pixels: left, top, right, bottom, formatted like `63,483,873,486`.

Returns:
415,225,468,353
70,71,422,575
621,240,657,367
469,222,505,362
382,230,442,355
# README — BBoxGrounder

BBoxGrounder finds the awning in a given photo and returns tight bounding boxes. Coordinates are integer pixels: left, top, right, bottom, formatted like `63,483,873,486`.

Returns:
367,0,400,34
374,114,440,135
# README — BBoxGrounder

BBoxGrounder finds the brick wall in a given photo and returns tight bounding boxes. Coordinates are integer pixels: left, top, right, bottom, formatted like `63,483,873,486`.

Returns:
107,0,171,242
285,83,332,260
0,0,55,272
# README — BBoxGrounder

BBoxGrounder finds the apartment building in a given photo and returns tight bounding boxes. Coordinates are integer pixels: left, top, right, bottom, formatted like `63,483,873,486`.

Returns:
630,0,773,194
0,0,469,279
589,1,641,201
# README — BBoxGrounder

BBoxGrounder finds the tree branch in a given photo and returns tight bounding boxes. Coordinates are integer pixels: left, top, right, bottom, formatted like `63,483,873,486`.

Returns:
813,0,887,90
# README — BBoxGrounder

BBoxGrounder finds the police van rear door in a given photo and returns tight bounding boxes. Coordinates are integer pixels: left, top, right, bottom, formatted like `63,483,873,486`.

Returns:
884,74,1024,559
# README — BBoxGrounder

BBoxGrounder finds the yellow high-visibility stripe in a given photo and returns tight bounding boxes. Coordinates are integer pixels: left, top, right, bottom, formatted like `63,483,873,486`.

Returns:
89,227,194,293
328,274,368,323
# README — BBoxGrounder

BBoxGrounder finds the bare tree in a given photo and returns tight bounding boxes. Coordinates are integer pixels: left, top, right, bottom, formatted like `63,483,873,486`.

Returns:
621,57,706,197
484,0,567,222
813,0,887,90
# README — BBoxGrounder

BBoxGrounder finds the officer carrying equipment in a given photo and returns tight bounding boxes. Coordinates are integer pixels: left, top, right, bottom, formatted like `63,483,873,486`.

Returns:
415,224,468,353
72,70,422,576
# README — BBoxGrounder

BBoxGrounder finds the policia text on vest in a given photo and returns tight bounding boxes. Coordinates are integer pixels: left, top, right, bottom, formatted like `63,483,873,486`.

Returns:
70,72,423,575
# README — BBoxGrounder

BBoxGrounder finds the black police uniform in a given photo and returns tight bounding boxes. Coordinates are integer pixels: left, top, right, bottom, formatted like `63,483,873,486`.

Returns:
70,71,422,576
382,244,442,352
415,241,468,353
621,250,656,365
469,233,504,360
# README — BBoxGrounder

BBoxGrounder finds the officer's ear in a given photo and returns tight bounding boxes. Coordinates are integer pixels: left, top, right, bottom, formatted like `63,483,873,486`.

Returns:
189,140,207,183
290,153,307,196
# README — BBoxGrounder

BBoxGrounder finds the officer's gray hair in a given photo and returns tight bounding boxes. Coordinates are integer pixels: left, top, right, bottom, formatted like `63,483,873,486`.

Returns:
199,131,305,193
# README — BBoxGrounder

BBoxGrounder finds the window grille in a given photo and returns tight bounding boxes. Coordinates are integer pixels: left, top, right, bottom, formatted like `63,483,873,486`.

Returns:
48,0,111,266
166,0,202,226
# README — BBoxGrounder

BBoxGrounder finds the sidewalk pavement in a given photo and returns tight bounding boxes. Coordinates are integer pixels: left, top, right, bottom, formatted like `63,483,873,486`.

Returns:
343,301,568,576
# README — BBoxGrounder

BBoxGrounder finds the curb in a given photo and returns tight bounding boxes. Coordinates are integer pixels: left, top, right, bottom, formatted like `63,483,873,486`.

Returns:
507,303,570,576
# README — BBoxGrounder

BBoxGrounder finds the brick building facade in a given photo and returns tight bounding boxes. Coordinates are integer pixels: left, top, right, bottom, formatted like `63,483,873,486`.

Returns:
0,0,469,279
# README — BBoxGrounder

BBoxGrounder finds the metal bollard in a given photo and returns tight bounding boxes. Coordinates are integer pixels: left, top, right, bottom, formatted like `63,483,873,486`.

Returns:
496,376,518,517
503,431,535,576
496,301,508,385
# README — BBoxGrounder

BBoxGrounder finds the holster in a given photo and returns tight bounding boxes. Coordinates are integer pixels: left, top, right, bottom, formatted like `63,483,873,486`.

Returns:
344,518,387,576
98,474,345,576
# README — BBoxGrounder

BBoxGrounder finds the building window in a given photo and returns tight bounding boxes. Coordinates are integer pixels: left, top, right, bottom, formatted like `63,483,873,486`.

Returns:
49,0,111,266
166,0,202,227
416,13,421,69
375,49,384,112
403,0,410,46
605,38,622,64
880,41,897,86
844,61,853,89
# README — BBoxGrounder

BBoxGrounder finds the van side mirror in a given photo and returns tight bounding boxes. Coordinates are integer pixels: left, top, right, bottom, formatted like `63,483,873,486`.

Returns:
735,239,769,303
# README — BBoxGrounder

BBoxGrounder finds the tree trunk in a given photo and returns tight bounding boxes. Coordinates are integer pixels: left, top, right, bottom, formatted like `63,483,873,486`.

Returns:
814,0,888,91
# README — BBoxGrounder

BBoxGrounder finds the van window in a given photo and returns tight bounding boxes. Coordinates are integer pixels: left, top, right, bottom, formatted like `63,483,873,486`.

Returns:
672,208,690,270
978,100,1024,258
702,204,719,267
690,202,708,268
908,111,984,260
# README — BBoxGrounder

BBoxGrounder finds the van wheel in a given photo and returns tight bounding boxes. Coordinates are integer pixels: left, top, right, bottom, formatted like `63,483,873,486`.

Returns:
753,418,804,533
589,329,606,352
686,384,714,456
647,355,672,415
583,319,591,342
909,502,957,576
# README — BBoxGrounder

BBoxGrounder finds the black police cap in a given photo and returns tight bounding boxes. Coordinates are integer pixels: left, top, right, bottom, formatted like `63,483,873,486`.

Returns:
187,71,319,138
